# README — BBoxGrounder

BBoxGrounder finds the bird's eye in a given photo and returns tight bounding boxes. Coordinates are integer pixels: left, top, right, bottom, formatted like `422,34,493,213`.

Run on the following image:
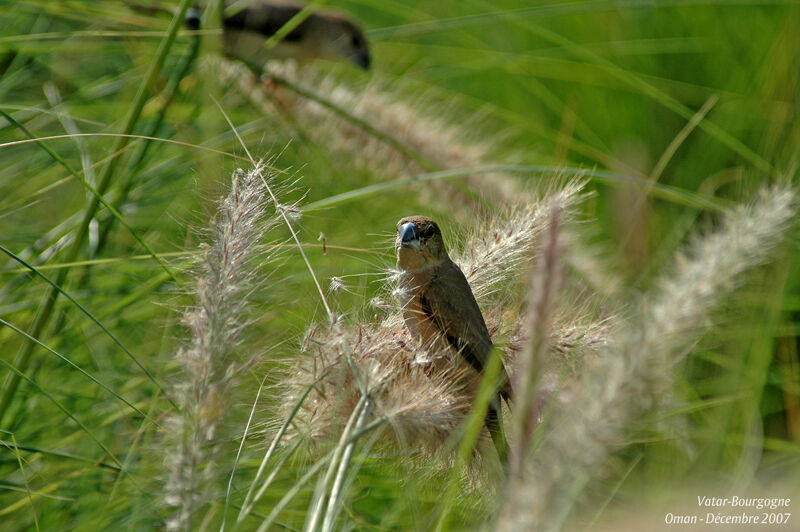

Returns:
351,35,361,48
421,225,435,239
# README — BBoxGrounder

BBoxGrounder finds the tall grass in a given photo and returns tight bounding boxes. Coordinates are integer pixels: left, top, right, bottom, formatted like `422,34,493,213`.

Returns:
0,1,798,531
165,164,282,531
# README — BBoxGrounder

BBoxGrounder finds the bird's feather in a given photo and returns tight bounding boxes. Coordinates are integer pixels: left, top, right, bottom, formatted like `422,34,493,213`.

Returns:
224,2,307,42
420,259,512,402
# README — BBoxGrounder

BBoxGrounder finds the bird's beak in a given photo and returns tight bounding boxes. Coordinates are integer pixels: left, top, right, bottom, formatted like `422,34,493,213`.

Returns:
354,50,371,70
399,222,421,251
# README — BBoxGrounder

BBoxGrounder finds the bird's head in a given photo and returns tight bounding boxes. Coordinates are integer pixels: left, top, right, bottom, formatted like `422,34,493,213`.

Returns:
395,216,448,271
318,16,371,69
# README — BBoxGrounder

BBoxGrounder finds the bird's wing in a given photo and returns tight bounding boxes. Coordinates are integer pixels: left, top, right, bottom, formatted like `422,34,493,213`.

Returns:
224,2,308,42
419,259,494,374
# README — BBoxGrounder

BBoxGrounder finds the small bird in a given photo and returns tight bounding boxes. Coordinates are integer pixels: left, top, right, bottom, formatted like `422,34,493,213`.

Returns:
222,0,371,70
394,215,513,462
126,1,371,70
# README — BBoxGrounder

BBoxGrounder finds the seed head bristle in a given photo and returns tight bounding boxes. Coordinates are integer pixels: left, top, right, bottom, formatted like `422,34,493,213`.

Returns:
278,181,611,461
507,185,797,529
165,164,283,531
219,59,524,208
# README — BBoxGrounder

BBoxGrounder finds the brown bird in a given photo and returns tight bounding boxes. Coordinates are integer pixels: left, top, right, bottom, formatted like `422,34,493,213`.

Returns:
222,0,371,70
394,215,513,462
126,1,371,70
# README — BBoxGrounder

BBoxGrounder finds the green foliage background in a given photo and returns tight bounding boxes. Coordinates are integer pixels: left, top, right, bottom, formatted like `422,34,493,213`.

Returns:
0,0,798,530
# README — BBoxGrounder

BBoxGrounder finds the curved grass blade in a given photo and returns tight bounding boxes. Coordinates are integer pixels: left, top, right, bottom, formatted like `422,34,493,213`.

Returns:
0,317,155,424
304,165,726,212
0,132,248,160
255,451,333,532
0,0,194,426
0,357,124,471
6,434,39,530
0,439,121,472
0,110,177,282
221,378,267,532
434,347,504,532
305,396,367,532
0,243,175,408
236,382,315,525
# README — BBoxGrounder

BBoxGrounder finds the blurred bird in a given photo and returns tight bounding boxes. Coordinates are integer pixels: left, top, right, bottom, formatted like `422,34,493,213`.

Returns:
126,1,371,70
394,215,513,462
223,0,371,70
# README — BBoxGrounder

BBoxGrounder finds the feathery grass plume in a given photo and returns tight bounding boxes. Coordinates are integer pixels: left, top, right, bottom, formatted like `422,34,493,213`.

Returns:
562,226,626,299
165,164,282,531
288,316,473,450
218,58,522,206
456,179,612,375
279,180,606,460
457,179,585,300
507,206,564,485
504,185,797,530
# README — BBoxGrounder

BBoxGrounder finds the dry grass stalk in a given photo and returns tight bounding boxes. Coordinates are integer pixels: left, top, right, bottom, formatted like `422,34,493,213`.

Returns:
508,206,564,482
165,164,282,531
512,185,797,530
288,316,473,451
217,58,523,207
461,180,613,377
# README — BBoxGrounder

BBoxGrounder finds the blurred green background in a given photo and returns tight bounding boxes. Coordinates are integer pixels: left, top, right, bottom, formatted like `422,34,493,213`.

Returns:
0,0,798,530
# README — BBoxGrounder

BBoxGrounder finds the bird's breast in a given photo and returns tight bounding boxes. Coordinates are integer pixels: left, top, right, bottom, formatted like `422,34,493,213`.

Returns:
397,271,446,353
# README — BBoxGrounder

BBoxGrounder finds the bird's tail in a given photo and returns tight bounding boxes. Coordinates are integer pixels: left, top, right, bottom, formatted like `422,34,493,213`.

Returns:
499,376,513,404
486,397,509,465
495,360,514,409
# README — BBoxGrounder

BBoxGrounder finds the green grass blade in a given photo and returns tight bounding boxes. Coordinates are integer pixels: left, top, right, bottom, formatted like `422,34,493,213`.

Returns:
304,165,726,212
0,110,177,282
0,357,124,470
0,438,121,472
0,317,155,424
0,243,175,407
0,0,193,426
434,347,504,532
